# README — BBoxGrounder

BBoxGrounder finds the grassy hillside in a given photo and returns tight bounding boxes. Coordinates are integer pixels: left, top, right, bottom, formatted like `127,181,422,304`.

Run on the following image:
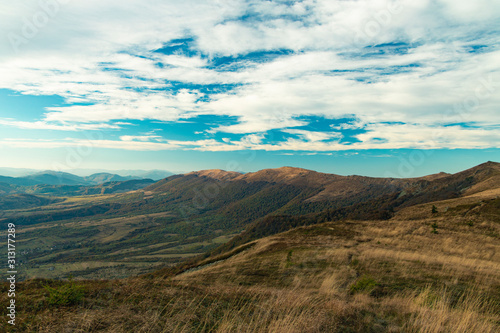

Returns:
1,186,498,332
0,194,62,210
1,162,499,281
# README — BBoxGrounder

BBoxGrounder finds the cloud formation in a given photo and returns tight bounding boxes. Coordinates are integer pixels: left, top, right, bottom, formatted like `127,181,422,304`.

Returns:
0,0,499,152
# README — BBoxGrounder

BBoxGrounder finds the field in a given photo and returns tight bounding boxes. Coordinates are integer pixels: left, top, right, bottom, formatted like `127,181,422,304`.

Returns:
0,191,243,280
1,164,499,332
2,162,499,281
1,189,499,332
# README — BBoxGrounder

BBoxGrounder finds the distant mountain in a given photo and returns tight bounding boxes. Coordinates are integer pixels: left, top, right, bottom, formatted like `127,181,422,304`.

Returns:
106,169,174,180
84,173,139,185
61,168,174,180
22,179,156,197
0,175,39,186
24,171,88,185
138,170,174,181
0,168,174,184
0,170,153,187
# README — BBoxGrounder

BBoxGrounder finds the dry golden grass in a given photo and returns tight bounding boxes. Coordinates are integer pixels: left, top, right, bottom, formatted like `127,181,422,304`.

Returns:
1,193,499,332
11,281,495,333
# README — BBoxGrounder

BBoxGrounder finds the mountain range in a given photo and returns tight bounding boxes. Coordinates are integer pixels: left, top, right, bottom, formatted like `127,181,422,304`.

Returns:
1,161,498,332
0,160,497,278
0,170,173,197
0,169,173,185
147,161,499,222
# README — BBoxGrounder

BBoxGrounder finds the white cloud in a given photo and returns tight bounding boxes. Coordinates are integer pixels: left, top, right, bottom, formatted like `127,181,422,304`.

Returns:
0,0,499,152
119,135,163,142
282,129,342,142
1,124,499,152
0,119,119,131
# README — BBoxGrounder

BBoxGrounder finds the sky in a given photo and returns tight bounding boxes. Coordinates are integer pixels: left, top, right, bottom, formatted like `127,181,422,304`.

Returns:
0,0,499,177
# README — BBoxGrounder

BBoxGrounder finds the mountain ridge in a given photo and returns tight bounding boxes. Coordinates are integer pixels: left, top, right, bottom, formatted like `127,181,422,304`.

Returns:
1,160,499,333
177,161,500,185
148,162,500,206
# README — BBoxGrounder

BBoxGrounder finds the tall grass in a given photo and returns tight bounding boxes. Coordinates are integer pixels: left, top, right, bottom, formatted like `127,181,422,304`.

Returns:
403,286,499,333
19,281,495,333
4,209,499,332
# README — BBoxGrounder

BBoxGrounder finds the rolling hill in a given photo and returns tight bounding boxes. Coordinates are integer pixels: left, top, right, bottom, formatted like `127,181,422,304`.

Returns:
0,170,147,187
83,173,139,185
22,178,156,197
0,171,156,198
0,162,498,282
0,162,498,332
24,170,88,185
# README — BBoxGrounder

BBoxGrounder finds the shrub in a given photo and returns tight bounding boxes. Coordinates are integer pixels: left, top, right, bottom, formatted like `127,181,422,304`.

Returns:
349,276,377,294
44,281,85,306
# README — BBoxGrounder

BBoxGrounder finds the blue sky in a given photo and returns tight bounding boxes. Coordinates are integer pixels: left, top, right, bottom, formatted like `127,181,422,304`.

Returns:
0,0,499,177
